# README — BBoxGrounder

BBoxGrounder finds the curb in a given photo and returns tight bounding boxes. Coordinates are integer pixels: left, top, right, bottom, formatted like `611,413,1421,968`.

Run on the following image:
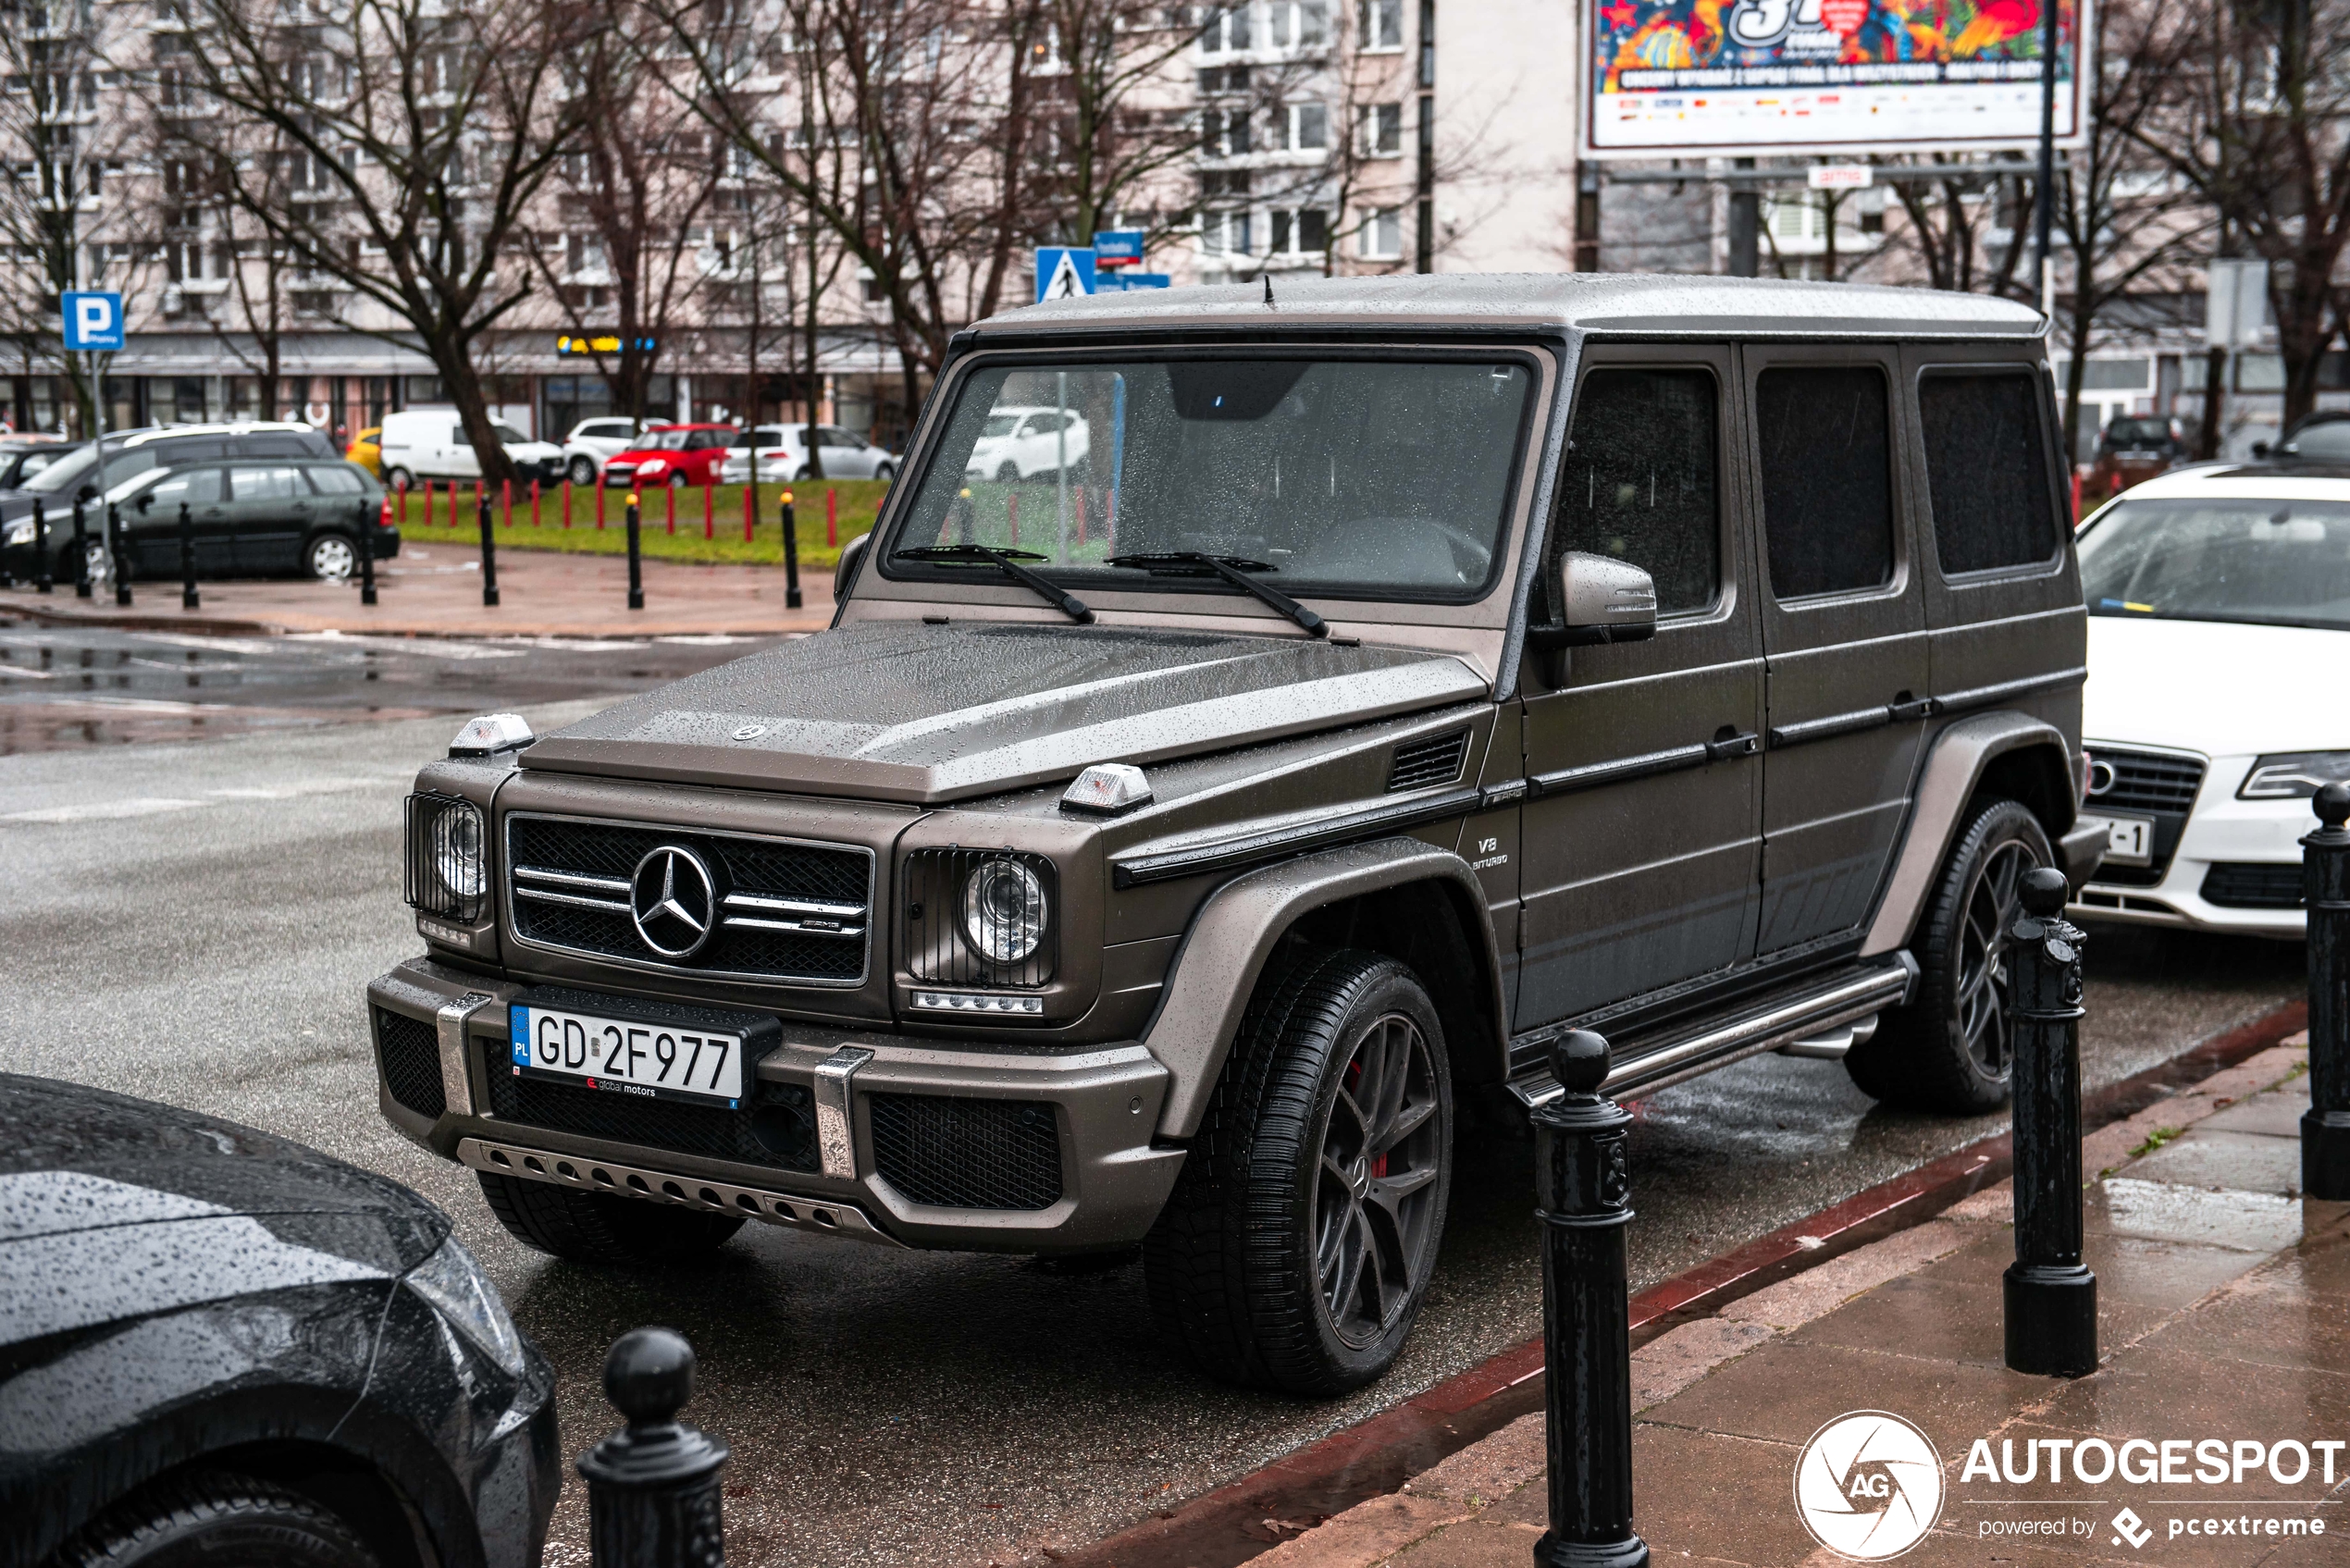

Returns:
1061,996,2309,1568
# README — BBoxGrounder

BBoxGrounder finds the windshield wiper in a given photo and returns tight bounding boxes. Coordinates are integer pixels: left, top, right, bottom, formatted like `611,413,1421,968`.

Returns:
892,544,1094,623
1104,551,1328,638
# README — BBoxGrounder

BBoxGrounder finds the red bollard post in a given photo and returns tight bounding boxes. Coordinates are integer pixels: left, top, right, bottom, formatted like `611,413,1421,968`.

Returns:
531,480,541,527
742,482,754,543
703,479,713,540
826,487,837,548
596,483,606,530
501,477,512,527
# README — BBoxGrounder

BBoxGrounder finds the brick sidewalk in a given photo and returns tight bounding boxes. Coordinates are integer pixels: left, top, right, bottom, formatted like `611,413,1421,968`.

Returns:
0,545,834,638
1261,1035,2345,1568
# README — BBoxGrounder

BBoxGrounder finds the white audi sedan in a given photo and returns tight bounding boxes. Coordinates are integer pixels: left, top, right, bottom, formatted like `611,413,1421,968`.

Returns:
2072,463,2350,936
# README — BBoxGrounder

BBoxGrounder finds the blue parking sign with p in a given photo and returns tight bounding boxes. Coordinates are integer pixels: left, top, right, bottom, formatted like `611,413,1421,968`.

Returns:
62,290,125,352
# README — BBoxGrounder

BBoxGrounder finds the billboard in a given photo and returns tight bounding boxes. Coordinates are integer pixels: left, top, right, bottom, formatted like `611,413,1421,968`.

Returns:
1581,0,2089,159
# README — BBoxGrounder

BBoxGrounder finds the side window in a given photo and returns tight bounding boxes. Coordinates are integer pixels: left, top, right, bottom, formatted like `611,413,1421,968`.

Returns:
241,434,315,459
306,465,365,495
1917,371,2058,574
150,468,224,507
229,465,300,501
1552,367,1720,616
1755,365,1895,600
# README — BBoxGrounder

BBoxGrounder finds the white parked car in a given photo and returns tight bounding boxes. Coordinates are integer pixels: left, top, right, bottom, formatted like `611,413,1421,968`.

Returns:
561,416,648,487
962,406,1089,482
377,408,564,488
2072,463,2350,936
717,424,897,485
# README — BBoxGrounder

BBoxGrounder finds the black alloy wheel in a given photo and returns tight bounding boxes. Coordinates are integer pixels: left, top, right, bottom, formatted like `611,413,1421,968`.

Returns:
1847,796,2054,1113
1144,947,1453,1395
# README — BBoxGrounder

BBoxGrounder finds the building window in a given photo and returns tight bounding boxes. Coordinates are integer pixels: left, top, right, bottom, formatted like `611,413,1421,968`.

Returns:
1286,103,1328,151
1201,210,1254,256
1268,208,1329,255
1360,206,1403,259
1202,4,1252,52
1268,0,1328,47
1201,168,1253,198
1203,105,1251,156
1359,0,1403,48
1359,102,1402,155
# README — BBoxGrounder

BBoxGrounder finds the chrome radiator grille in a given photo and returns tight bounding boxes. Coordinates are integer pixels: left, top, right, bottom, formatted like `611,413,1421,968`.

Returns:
505,813,872,984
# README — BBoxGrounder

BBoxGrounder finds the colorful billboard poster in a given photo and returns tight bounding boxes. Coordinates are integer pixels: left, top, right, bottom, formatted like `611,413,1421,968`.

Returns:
1582,0,2089,158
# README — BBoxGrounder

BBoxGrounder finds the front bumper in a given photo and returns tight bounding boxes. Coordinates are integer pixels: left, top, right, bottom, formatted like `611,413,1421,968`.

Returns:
2070,754,2310,938
368,957,1185,1253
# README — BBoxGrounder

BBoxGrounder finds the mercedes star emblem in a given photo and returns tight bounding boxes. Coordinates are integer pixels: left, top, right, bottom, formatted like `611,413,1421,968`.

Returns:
630,845,718,959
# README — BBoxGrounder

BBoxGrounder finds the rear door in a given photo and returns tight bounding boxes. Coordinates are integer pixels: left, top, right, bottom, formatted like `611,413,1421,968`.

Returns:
224,463,313,572
1514,344,1765,1028
1744,346,1930,957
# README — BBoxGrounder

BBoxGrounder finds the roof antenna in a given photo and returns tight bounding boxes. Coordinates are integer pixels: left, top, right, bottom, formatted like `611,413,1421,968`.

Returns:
1263,275,1274,307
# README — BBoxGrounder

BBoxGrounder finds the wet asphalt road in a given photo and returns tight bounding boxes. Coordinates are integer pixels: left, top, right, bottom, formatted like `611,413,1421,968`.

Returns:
0,682,2308,1568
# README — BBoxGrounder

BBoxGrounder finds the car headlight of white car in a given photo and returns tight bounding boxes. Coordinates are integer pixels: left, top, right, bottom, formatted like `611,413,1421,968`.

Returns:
2239,752,2350,800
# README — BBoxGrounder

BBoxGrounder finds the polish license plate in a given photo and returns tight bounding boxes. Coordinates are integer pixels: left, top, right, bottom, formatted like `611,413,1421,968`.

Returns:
509,1004,745,1106
2083,812,2154,869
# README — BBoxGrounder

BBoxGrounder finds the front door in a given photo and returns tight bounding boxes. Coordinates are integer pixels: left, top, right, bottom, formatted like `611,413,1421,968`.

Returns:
131,466,232,576
224,463,314,573
1744,346,1931,957
1514,345,1765,1030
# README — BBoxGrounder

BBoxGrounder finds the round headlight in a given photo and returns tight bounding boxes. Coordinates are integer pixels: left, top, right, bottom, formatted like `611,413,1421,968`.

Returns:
432,805,485,901
962,858,1046,964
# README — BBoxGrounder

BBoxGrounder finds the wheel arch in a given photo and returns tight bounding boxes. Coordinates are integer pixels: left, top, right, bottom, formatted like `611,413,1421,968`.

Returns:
1142,837,1506,1139
1861,712,2079,957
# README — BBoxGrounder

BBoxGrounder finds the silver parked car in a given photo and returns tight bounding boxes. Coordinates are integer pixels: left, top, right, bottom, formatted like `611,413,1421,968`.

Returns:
718,424,897,484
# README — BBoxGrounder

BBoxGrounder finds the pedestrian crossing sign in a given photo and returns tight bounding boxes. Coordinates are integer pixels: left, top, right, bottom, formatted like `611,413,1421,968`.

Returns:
1034,247,1096,303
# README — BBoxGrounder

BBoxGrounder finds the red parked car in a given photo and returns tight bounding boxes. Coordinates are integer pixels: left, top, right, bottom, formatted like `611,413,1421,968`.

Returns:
600,423,739,488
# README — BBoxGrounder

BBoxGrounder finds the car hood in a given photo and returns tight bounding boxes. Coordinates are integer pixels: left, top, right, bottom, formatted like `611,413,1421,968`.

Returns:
2085,615,2350,757
522,619,1490,803
0,1074,445,1276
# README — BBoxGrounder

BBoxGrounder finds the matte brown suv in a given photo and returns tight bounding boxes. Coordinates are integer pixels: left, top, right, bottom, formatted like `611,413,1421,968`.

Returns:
369,276,2101,1394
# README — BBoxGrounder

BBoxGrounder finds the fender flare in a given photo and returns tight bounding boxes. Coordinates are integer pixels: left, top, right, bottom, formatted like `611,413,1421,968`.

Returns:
1141,837,1506,1139
1861,711,2078,957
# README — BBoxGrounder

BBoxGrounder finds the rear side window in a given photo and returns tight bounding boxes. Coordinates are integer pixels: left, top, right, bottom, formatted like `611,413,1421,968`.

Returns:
1553,367,1720,616
306,465,365,495
240,433,327,459
229,465,303,501
1756,366,1896,599
1919,370,2058,574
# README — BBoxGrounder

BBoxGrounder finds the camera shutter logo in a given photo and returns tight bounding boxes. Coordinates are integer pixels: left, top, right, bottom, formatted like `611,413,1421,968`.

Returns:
1793,1411,1944,1561
630,845,718,959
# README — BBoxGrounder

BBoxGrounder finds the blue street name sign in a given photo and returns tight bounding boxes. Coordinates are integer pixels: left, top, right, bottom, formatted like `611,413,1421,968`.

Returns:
1095,273,1172,293
62,290,125,352
1092,230,1145,267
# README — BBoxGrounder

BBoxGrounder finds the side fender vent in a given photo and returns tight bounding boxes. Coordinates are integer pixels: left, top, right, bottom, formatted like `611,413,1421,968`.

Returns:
1389,729,1471,792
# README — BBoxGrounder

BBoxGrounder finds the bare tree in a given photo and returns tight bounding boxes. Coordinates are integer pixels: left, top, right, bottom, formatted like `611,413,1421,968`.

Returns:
2133,0,2350,426
190,0,584,479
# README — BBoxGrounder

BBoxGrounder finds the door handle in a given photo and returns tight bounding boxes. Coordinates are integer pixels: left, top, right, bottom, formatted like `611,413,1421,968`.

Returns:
1887,693,1933,722
1705,728,1759,761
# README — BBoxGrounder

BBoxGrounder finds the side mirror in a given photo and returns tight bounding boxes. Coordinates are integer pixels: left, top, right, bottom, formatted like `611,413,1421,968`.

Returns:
135,492,155,513
1551,550,1658,646
834,530,870,604
2252,440,2272,460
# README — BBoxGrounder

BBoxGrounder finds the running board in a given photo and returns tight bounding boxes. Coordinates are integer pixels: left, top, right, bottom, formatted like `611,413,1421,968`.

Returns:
1508,954,1918,1107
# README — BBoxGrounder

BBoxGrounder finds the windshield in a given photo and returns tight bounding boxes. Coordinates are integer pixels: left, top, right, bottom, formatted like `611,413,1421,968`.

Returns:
2080,497,2350,631
641,429,689,451
494,423,529,445
2104,419,2171,447
23,441,160,496
887,355,1535,600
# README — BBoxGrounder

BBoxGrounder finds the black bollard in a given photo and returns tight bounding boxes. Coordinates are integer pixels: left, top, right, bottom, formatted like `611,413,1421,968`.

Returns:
2303,782,2350,1199
779,493,801,610
357,497,378,606
72,499,93,598
109,503,131,607
2004,867,2097,1377
578,1327,729,1568
478,488,500,608
179,500,199,610
33,500,50,593
625,494,644,611
1533,1030,1649,1568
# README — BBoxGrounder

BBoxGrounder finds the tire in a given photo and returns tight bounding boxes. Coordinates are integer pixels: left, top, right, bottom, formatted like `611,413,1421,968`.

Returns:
1144,947,1453,1396
305,532,357,582
873,463,896,484
1846,796,2054,1113
50,1469,379,1568
567,456,598,487
476,1169,744,1266
384,467,414,492
995,463,1020,483
667,471,688,489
